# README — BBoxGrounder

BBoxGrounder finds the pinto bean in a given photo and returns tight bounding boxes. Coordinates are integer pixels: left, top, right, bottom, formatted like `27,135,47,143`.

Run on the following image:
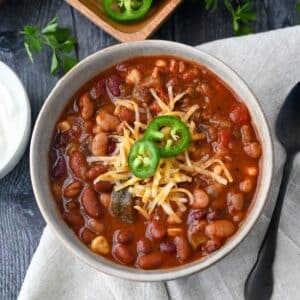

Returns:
100,193,112,208
81,228,96,244
96,111,120,132
205,183,223,198
204,238,222,253
81,188,104,218
86,165,108,180
240,125,252,143
79,92,94,120
192,189,209,209
138,252,163,269
239,178,253,193
147,220,167,241
94,181,113,193
115,229,134,244
87,218,105,234
227,192,244,213
91,132,108,156
174,236,191,261
243,142,262,158
205,220,235,239
64,181,82,198
126,68,142,85
69,151,88,180
113,244,135,265
137,238,152,254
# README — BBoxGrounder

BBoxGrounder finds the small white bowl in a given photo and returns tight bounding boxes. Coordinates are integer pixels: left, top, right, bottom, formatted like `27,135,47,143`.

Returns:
0,62,31,179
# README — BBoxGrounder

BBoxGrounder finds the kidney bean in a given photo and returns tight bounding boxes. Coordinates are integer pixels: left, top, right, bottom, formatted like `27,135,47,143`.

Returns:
243,142,261,158
205,220,235,239
147,220,167,241
79,92,94,120
207,209,225,221
64,181,82,198
87,218,105,234
81,228,96,244
115,229,134,244
113,244,135,265
107,141,116,154
239,178,253,193
137,238,152,254
192,189,210,209
174,236,191,261
96,111,120,132
160,241,176,254
94,181,113,193
91,132,108,156
64,209,84,228
107,74,122,97
227,192,244,213
86,165,108,180
188,209,207,223
89,79,105,100
204,238,222,253
138,252,163,269
81,188,104,218
69,151,88,180
51,157,67,179
100,193,111,208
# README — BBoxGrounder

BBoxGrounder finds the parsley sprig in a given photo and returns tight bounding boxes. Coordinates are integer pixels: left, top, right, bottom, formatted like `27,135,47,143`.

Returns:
204,0,256,35
21,17,78,75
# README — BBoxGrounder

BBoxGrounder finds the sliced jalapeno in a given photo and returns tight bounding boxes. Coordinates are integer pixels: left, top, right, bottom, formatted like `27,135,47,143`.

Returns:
103,0,152,23
128,139,160,178
144,116,191,158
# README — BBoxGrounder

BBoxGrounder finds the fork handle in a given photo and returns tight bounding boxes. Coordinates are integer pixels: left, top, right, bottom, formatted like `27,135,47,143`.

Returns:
244,153,295,300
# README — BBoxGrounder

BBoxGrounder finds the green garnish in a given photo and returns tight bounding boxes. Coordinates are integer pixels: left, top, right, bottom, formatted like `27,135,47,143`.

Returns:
204,0,257,36
21,17,78,75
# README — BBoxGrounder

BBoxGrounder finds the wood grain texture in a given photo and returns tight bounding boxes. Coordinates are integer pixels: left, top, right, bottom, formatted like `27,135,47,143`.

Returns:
0,0,297,298
65,0,182,42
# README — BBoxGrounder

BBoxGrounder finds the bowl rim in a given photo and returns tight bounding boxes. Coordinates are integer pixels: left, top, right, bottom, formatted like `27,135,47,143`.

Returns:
30,40,274,282
0,61,31,179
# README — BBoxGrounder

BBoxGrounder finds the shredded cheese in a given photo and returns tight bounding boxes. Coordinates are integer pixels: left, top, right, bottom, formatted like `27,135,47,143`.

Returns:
87,86,234,222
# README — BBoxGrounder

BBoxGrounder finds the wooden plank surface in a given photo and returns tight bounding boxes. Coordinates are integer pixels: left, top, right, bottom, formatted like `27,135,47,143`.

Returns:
0,0,297,299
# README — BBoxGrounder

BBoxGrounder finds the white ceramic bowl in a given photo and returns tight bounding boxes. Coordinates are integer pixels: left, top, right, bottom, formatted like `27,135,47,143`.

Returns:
0,62,31,179
30,40,273,281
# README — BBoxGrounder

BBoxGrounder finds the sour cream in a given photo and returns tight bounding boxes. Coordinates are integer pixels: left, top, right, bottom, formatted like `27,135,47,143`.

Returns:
0,62,31,178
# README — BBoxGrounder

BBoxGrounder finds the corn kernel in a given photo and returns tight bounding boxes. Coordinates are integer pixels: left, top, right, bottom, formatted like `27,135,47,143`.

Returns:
91,236,110,255
57,121,71,132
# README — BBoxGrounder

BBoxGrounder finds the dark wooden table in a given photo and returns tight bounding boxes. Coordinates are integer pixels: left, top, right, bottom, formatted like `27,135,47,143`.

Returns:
0,0,298,299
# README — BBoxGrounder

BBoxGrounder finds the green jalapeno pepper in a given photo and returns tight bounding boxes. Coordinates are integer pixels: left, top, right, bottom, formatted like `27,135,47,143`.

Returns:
144,116,191,158
128,139,160,178
103,0,152,23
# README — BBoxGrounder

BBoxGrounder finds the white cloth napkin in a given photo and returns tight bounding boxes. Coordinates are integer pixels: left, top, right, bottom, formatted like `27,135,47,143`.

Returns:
19,26,300,300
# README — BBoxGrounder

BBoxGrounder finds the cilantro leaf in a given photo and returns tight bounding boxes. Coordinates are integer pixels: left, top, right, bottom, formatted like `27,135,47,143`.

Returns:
21,16,78,75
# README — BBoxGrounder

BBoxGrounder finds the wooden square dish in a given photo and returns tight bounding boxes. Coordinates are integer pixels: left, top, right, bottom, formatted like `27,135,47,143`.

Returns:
65,0,182,42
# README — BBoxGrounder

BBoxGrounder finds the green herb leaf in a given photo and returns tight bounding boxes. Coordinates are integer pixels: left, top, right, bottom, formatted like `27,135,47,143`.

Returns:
21,16,78,75
63,55,78,73
50,52,59,75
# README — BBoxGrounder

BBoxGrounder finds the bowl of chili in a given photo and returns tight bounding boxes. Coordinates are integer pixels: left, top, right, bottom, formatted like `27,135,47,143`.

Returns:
30,40,273,281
